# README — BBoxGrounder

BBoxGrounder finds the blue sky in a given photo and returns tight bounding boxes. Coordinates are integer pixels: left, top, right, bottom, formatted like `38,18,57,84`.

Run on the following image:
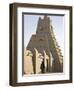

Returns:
24,15,64,56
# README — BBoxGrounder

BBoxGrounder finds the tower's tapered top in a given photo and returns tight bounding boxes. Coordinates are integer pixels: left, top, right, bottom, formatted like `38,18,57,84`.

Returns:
36,15,51,34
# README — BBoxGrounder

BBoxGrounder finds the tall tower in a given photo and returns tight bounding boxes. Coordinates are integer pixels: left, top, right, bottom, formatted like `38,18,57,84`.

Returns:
26,15,63,73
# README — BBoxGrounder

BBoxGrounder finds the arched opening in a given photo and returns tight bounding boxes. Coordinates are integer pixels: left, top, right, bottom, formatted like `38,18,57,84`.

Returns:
46,59,49,72
40,59,45,73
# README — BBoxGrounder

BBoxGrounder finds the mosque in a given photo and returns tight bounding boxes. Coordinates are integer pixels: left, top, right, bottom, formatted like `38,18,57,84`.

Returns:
24,15,63,74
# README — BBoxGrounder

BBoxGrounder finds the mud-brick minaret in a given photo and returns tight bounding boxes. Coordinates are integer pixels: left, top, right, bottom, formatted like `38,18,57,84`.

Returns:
25,15,63,74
